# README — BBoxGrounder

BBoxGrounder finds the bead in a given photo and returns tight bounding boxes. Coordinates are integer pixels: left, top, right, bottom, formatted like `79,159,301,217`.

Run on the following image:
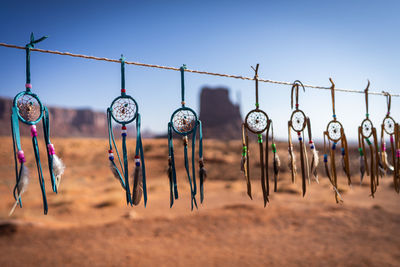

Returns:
25,83,32,89
366,138,372,145
121,89,126,93
255,103,259,108
332,143,336,150
17,150,26,163
310,145,314,149
47,144,56,155
382,143,386,151
257,134,263,143
324,154,328,162
332,114,336,118
109,156,114,160
390,136,394,143
30,125,37,137
397,150,400,158
341,147,345,155
298,137,303,141
108,149,113,153
135,155,140,166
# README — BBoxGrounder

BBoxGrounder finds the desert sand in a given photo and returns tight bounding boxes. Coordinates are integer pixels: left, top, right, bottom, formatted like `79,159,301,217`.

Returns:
0,137,399,266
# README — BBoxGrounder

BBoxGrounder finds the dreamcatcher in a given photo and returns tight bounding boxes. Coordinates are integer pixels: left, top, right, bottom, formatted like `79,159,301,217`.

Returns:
380,91,399,192
241,64,279,207
323,78,351,203
287,81,319,197
10,33,65,215
106,56,147,207
167,65,205,210
357,81,380,197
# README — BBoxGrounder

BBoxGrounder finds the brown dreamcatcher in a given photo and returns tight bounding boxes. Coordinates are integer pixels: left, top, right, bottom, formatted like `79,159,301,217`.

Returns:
380,91,400,192
323,78,351,203
287,81,319,197
241,64,279,207
357,81,379,197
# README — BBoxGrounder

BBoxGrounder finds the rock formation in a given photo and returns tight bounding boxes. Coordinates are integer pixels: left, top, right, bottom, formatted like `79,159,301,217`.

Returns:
199,87,242,140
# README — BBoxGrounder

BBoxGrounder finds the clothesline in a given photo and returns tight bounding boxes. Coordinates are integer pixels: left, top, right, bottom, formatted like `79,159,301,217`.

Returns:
0,42,398,97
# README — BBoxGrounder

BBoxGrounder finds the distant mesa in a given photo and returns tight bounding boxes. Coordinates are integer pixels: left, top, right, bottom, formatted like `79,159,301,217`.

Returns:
199,87,242,140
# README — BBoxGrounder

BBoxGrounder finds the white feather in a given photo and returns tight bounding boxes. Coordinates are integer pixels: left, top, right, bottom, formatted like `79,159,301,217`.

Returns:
9,165,29,216
310,149,319,184
53,155,65,190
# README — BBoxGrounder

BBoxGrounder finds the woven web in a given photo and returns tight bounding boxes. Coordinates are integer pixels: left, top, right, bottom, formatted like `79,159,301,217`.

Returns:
246,111,267,133
362,120,373,137
327,121,342,140
384,117,395,135
111,98,137,122
17,94,41,122
291,111,306,131
172,109,196,133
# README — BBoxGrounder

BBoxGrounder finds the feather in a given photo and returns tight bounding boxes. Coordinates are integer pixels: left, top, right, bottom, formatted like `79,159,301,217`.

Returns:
9,165,29,216
273,152,280,192
132,164,143,206
310,149,319,184
52,154,65,190
382,151,394,172
359,155,365,184
109,161,125,188
332,185,343,202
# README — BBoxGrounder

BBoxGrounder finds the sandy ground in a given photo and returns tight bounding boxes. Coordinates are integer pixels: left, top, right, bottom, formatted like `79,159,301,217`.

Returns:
0,137,399,266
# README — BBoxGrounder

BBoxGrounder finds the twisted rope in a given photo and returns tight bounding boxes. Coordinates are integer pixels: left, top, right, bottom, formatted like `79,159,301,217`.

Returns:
0,42,398,97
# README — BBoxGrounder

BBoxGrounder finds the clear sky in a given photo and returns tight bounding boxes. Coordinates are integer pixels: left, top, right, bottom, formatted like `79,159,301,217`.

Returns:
0,0,399,141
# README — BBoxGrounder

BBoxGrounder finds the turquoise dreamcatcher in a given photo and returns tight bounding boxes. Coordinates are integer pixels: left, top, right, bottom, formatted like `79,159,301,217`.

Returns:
167,65,206,210
106,56,147,207
10,33,65,215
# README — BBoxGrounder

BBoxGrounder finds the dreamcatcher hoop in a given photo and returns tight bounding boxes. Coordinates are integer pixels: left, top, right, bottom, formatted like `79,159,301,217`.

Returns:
326,120,343,142
170,107,198,135
13,91,44,125
361,118,373,138
383,116,395,135
110,95,138,124
290,109,307,132
245,109,269,134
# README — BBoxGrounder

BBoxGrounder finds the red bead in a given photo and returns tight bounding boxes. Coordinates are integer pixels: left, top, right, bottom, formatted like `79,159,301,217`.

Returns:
108,149,113,153
121,89,126,93
122,126,127,130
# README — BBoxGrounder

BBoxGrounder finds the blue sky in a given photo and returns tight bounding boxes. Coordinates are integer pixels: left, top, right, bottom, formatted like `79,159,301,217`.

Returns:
0,0,399,140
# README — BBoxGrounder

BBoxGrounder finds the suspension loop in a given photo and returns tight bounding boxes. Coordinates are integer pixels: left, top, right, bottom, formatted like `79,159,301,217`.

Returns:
121,55,126,96
25,33,48,89
329,78,336,119
365,80,370,117
252,64,260,108
180,64,186,107
291,80,305,110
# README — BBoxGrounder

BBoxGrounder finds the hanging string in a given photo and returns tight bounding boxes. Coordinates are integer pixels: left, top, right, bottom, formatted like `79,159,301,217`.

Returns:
0,42,398,97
